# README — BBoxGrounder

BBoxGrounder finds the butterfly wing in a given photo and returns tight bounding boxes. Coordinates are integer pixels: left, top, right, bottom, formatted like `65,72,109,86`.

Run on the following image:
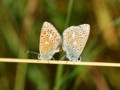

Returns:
39,22,62,60
63,24,90,61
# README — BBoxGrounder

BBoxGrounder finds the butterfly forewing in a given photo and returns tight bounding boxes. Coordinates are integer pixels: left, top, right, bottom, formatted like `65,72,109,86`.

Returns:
63,24,90,61
39,22,62,60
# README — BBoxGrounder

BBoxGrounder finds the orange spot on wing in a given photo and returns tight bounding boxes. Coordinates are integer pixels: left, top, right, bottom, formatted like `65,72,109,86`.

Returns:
50,30,52,33
43,32,46,35
47,29,50,32
40,35,43,37
52,32,54,35
54,36,57,38
56,38,60,41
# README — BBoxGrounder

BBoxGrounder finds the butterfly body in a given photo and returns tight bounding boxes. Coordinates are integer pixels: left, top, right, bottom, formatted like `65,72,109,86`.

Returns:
39,22,62,60
63,24,90,61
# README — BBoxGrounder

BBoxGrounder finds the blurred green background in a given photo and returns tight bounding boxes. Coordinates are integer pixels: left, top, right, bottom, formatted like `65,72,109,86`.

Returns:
0,0,120,90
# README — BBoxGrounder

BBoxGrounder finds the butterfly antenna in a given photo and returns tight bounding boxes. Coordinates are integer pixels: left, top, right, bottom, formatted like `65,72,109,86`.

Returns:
25,50,39,56
60,55,66,60
81,56,96,61
52,57,55,60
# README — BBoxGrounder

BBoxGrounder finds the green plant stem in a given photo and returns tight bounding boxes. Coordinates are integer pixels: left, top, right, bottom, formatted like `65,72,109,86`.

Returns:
64,0,74,28
14,48,28,90
53,64,64,90
53,0,74,90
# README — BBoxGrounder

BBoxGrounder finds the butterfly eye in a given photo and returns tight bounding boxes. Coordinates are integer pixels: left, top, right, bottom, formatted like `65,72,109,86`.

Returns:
78,57,81,61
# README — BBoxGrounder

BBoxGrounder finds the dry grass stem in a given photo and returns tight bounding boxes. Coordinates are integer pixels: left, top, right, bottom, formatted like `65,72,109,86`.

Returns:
0,58,120,67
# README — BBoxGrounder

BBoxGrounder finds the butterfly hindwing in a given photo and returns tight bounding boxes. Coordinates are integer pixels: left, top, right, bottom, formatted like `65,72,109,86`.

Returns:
39,22,62,60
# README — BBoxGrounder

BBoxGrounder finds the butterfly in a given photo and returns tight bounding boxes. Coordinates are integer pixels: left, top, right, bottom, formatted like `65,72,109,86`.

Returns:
62,24,90,61
38,22,62,60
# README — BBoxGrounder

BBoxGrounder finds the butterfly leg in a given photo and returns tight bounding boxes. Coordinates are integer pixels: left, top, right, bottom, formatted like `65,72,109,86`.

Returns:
60,55,66,60
52,57,55,61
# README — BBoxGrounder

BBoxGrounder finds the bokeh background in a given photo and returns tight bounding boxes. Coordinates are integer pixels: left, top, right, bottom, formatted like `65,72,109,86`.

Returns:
0,0,120,90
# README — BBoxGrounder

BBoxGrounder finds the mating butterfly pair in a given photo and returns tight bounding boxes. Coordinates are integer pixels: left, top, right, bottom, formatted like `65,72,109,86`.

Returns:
38,22,90,61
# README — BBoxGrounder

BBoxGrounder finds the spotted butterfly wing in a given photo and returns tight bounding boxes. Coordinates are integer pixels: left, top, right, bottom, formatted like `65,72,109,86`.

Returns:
62,24,90,61
39,22,62,60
